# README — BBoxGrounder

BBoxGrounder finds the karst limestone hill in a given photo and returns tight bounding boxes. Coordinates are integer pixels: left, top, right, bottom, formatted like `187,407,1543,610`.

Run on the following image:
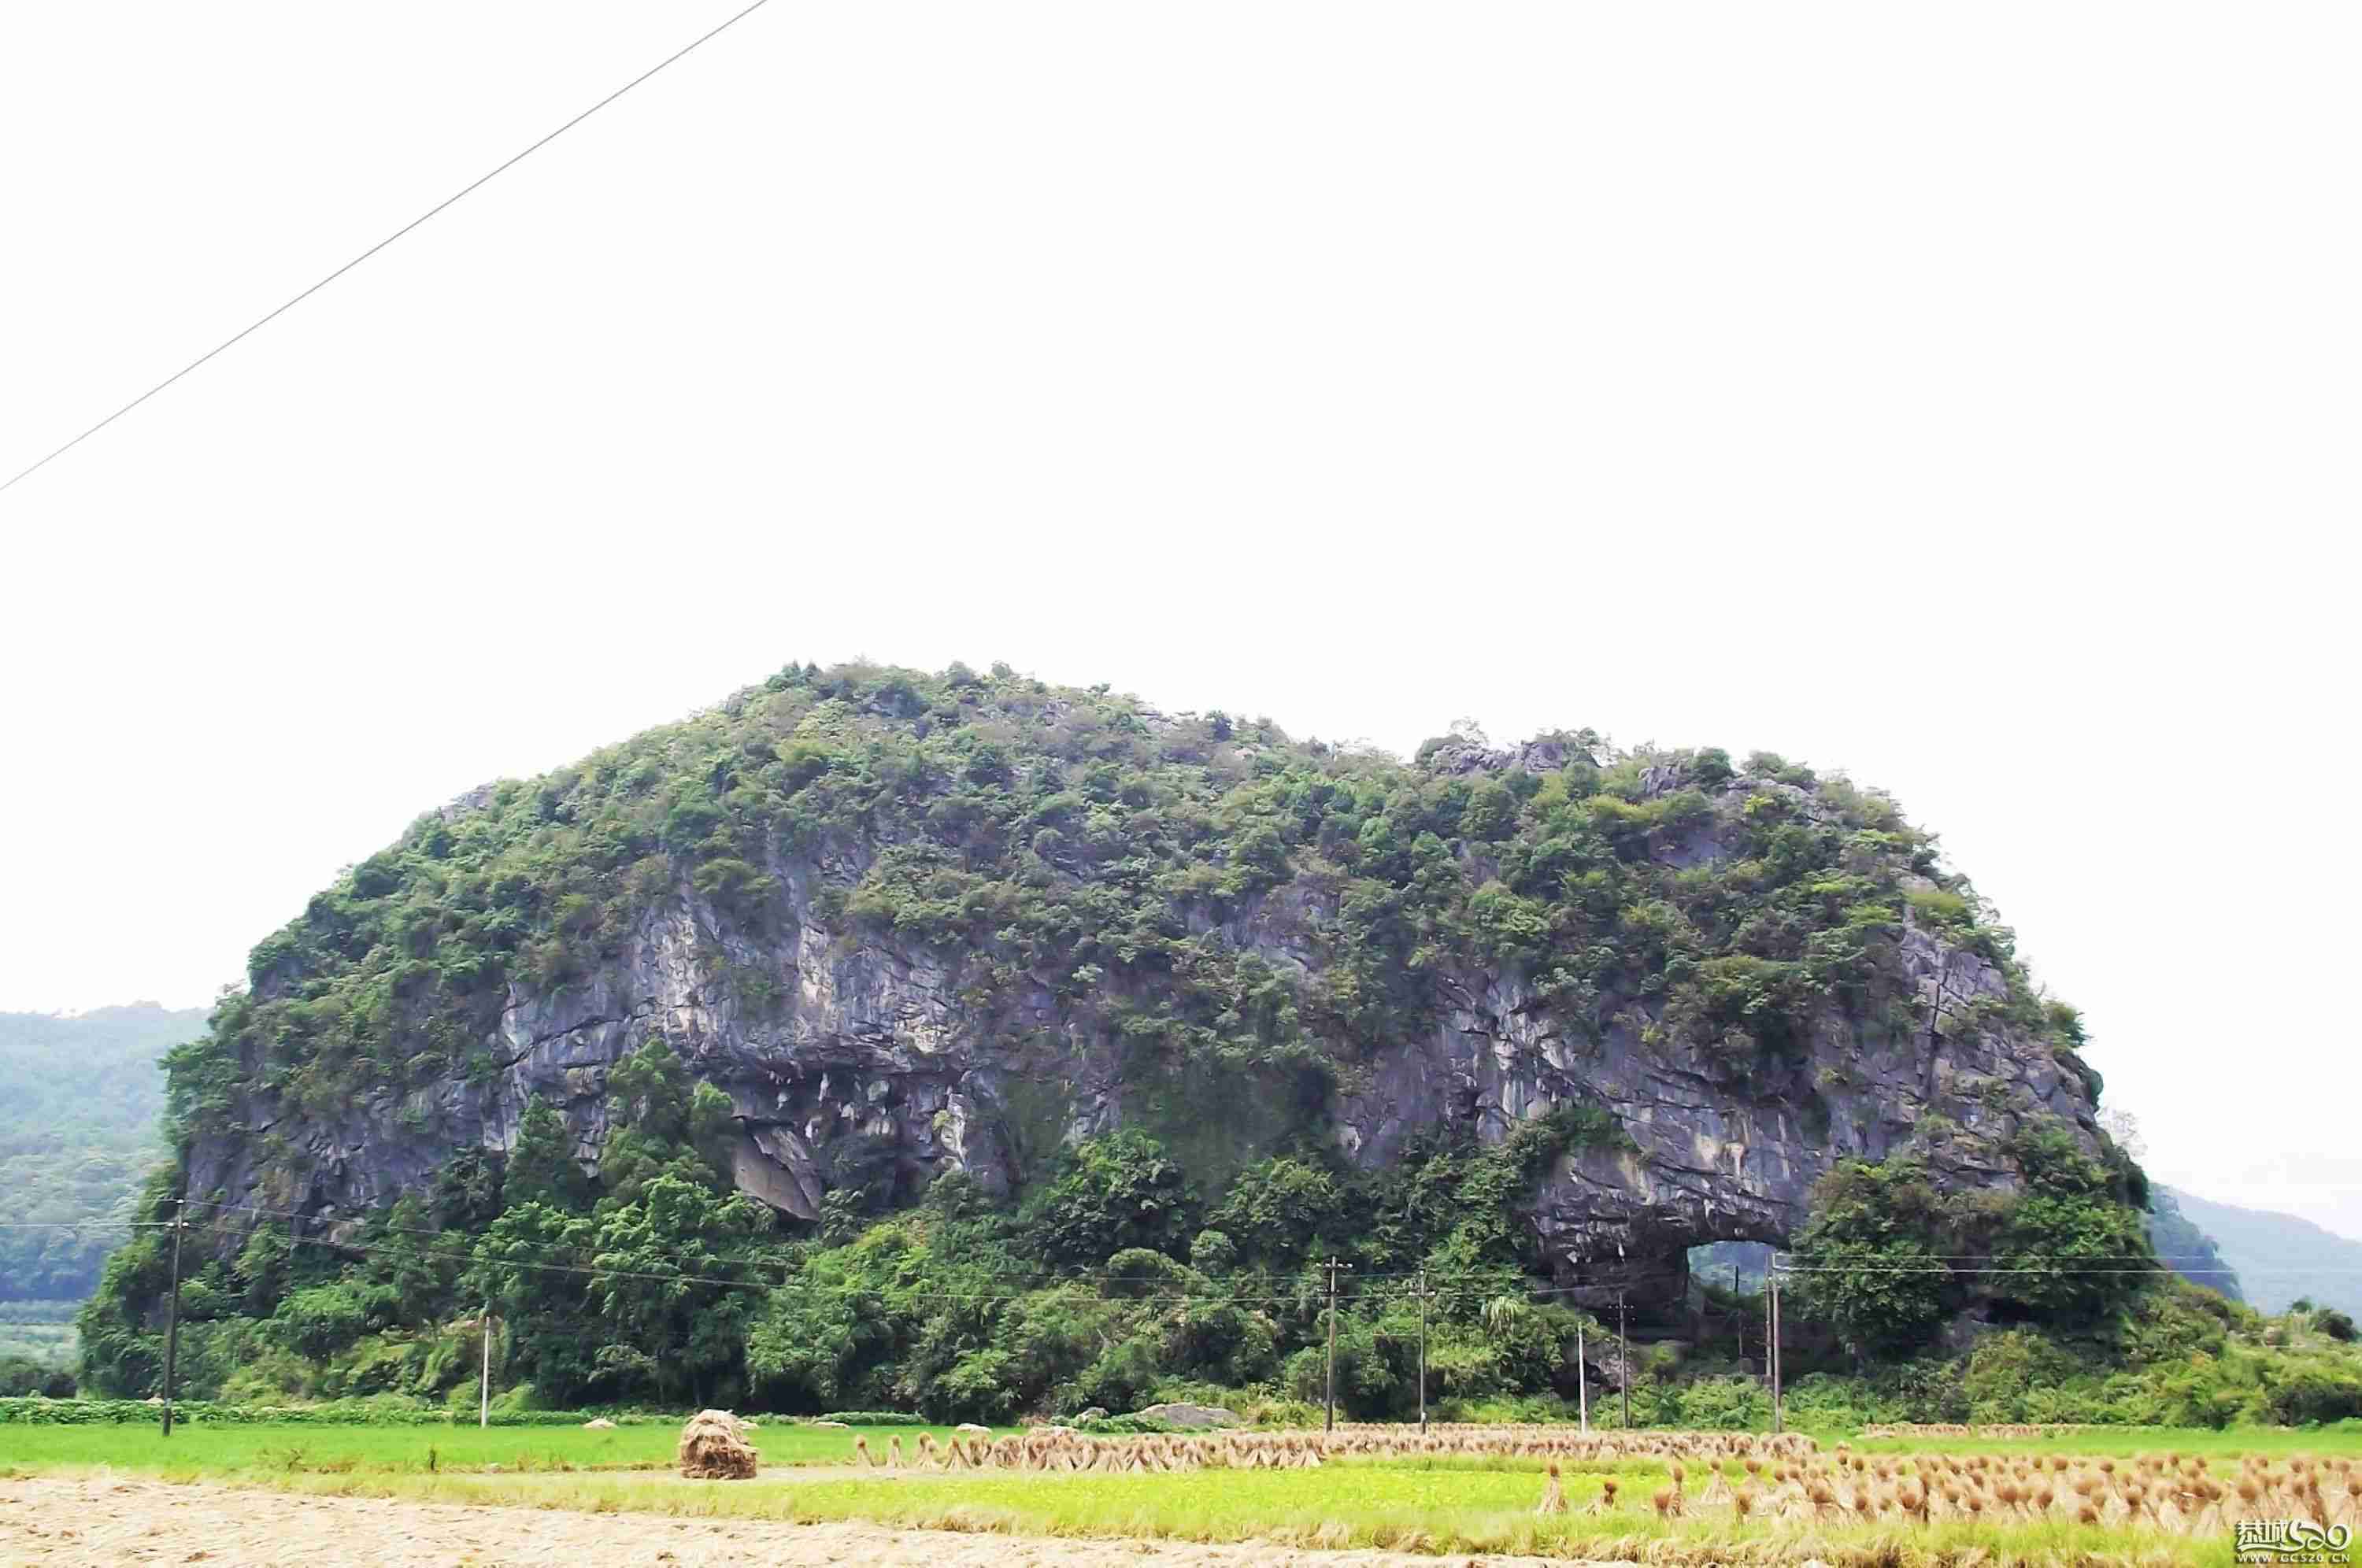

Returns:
146,661,2126,1319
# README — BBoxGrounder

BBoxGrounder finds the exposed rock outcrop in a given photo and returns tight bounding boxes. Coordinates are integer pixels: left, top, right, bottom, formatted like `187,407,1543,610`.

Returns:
193,862,2087,1318
174,673,2109,1321
1132,1402,1243,1429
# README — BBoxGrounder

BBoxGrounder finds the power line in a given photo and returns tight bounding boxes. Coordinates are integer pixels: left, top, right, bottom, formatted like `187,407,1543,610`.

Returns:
1768,1253,2194,1262
165,1195,1572,1285
73,1197,2356,1337
151,1198,1447,1303
149,1199,2362,1294
1770,1265,2308,1277
139,1199,1617,1308
0,0,776,497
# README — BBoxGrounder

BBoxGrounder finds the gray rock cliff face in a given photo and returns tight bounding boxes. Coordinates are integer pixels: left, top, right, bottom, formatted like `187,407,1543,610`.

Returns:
185,763,2101,1317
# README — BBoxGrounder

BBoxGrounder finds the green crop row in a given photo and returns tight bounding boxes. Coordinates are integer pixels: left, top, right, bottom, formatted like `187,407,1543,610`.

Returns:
0,1396,657,1427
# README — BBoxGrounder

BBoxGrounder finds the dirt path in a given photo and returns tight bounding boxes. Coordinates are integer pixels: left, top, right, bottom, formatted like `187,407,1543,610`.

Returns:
0,1474,1564,1567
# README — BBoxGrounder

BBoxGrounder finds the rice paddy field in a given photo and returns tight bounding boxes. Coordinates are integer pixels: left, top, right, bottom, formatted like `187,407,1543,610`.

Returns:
0,1415,960,1474
6,1419,2362,1565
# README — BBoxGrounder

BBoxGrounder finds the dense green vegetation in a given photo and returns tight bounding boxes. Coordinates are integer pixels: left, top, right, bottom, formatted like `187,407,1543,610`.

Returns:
1771,1285,2362,1429
0,1004,204,1306
1786,1128,2152,1356
1635,1189,2362,1430
1757,1141,2362,1427
78,1041,1635,1418
68,660,2239,1422
64,1091,2360,1427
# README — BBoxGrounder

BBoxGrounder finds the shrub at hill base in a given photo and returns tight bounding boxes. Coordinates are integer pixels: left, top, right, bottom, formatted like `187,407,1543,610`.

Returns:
1788,1126,2153,1360
72,1109,2362,1427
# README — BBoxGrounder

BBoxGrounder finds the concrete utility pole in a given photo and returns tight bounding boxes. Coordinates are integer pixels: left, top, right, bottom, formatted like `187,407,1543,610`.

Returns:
1763,1273,1774,1414
1618,1293,1631,1429
1412,1269,1432,1433
161,1199,185,1437
479,1304,494,1429
1322,1258,1350,1433
1768,1269,1785,1435
1577,1321,1590,1433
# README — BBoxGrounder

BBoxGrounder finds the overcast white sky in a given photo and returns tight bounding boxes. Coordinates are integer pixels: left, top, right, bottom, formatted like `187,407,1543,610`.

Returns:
2,3,2355,1237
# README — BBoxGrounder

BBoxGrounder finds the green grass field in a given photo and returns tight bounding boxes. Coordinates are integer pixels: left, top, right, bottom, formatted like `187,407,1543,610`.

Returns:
7,1422,2360,1564
0,1419,991,1476
10,1420,2353,1480
1842,1426,2362,1461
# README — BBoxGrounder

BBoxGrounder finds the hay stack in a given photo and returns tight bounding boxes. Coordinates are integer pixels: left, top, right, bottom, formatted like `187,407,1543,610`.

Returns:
1536,1460,1568,1516
678,1409,759,1480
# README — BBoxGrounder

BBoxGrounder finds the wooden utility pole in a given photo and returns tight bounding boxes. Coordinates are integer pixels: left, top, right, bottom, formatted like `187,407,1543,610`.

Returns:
1412,1269,1432,1433
1322,1258,1350,1433
160,1199,185,1437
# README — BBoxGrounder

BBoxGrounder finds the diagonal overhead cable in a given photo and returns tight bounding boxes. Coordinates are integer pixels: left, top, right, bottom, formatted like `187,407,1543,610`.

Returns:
0,0,773,497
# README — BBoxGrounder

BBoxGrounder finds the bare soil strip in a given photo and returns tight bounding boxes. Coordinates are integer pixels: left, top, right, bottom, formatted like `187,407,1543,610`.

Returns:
0,1474,1561,1567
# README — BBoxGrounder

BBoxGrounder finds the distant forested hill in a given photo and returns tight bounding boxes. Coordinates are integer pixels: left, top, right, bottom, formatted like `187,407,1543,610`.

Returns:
2161,1186,2362,1316
2146,1187,2244,1303
0,1004,205,1301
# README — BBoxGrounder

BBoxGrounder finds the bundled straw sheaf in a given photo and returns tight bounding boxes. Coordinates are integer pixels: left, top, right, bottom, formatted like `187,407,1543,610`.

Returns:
1510,1444,2362,1544
677,1408,758,1480
821,1418,2362,1562
1859,1422,2090,1439
831,1417,2362,1552
857,1424,1820,1476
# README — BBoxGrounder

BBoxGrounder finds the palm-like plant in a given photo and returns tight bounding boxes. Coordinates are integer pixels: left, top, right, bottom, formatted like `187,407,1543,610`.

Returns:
1482,1293,1529,1336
